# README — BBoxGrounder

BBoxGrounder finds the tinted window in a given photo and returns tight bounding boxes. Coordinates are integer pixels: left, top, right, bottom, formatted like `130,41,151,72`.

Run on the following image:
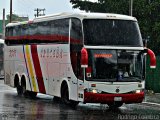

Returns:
28,23,37,35
88,50,117,80
70,18,83,43
70,18,83,79
37,21,50,35
83,19,143,47
87,50,144,82
21,24,28,36
50,19,69,36
5,19,70,45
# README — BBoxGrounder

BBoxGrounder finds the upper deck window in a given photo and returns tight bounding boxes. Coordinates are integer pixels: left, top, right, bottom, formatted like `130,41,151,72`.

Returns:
83,19,143,47
5,19,70,45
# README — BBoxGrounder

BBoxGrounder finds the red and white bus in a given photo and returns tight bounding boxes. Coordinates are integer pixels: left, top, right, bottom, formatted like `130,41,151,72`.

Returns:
4,12,156,108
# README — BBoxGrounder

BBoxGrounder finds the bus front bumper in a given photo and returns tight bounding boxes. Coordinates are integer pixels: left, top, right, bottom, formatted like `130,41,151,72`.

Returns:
84,92,144,104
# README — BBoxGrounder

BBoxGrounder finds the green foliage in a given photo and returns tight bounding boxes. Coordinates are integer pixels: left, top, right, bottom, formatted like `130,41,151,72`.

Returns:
6,14,27,22
70,0,160,55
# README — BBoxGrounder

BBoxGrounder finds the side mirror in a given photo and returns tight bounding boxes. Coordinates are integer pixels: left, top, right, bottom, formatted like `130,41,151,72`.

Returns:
147,48,156,69
81,48,88,68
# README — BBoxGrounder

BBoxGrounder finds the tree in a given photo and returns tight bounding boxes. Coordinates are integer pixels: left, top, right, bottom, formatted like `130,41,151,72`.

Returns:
70,0,160,54
71,0,129,14
6,14,29,22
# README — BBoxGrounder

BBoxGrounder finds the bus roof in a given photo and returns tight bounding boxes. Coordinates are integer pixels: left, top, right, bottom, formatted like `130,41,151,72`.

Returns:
6,12,137,27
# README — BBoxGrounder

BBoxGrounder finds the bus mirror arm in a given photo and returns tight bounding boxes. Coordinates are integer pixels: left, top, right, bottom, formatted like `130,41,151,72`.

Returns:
147,48,156,69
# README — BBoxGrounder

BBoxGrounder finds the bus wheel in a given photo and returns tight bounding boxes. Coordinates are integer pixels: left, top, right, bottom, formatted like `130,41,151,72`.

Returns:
28,91,37,99
17,85,23,96
70,100,79,108
61,83,79,107
21,79,28,97
53,96,60,102
61,84,70,105
108,102,123,109
21,85,28,97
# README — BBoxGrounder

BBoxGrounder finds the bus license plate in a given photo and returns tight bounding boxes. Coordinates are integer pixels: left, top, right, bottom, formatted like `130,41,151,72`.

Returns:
114,97,122,101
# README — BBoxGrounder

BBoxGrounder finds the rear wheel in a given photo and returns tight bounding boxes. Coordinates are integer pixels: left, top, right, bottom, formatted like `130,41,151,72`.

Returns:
28,91,37,99
21,82,28,97
14,75,22,96
17,85,23,96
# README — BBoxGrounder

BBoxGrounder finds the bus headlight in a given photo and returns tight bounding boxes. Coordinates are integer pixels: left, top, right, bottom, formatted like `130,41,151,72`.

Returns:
85,88,102,93
132,89,143,94
92,89,97,93
135,90,141,93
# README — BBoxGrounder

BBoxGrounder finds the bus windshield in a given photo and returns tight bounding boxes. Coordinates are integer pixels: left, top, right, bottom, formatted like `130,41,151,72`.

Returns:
83,19,143,47
87,50,144,82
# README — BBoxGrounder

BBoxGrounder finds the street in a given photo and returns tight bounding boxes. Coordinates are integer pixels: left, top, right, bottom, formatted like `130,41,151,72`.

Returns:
0,80,160,120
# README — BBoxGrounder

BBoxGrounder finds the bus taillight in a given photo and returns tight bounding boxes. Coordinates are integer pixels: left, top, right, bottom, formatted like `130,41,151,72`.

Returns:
81,48,88,68
147,48,156,68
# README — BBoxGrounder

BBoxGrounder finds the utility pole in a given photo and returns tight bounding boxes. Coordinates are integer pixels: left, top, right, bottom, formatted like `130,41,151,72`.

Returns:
129,0,133,16
10,0,12,23
34,8,46,17
2,9,5,39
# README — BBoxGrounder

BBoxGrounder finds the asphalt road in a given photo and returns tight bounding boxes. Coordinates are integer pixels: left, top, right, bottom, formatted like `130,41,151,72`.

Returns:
0,80,160,120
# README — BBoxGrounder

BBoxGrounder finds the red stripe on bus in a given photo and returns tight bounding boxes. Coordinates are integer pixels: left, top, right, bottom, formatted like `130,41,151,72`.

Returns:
31,45,46,94
6,35,81,44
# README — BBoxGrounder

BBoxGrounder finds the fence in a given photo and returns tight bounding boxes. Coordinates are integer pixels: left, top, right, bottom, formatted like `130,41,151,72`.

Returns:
146,56,160,92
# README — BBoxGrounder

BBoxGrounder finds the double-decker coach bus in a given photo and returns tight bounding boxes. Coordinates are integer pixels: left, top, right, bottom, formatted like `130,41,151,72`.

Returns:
4,12,156,108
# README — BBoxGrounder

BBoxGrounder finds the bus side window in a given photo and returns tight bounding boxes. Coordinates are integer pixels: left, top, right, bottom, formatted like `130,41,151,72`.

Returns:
28,23,37,35
37,22,50,35
50,19,69,44
70,18,83,79
21,24,28,36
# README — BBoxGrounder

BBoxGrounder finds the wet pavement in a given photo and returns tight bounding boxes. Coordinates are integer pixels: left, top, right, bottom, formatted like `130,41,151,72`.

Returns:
145,93,160,104
0,80,160,120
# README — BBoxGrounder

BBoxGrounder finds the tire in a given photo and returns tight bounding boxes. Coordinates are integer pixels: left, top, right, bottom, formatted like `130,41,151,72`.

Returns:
70,100,79,108
20,77,29,97
28,91,37,99
21,83,28,97
53,96,60,102
61,84,70,105
17,85,23,96
108,102,123,109
61,84,79,108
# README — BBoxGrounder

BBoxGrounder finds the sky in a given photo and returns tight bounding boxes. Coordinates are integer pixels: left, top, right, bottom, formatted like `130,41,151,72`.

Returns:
0,0,98,20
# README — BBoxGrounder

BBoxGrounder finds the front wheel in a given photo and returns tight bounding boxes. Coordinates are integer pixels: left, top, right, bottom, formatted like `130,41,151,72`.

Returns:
108,102,123,108
61,84,70,105
61,84,79,107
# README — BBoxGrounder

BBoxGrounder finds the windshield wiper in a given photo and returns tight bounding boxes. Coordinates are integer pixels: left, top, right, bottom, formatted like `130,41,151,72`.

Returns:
126,77,142,82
